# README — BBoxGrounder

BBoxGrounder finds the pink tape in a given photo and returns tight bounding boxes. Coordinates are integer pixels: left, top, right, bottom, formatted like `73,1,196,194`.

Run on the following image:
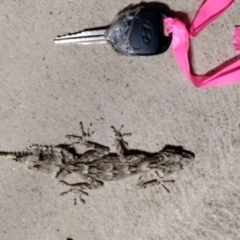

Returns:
165,0,240,88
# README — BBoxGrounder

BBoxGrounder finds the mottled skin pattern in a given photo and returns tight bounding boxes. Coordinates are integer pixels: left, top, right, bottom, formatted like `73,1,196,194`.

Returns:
0,144,74,178
0,124,195,204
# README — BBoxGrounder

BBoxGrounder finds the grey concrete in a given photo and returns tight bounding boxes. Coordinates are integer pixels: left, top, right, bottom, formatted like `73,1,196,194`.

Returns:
0,0,240,239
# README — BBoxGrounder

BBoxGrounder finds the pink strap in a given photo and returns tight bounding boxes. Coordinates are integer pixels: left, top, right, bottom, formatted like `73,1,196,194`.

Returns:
233,27,240,50
164,0,240,88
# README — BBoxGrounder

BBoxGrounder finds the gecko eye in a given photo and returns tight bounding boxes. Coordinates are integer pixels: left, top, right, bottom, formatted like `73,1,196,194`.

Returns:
180,157,193,166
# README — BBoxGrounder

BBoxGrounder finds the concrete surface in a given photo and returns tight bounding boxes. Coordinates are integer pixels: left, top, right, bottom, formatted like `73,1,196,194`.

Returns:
1,0,240,239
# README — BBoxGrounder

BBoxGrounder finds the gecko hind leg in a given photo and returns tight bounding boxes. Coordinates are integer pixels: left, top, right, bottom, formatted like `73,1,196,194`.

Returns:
59,177,104,204
111,125,132,156
66,122,94,145
60,180,91,204
66,122,109,156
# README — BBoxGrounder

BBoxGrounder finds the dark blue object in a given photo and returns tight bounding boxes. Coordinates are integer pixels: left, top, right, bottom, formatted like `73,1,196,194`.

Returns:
129,8,172,56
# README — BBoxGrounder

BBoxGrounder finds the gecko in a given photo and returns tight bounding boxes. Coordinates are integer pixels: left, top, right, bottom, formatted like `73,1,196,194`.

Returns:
0,123,195,204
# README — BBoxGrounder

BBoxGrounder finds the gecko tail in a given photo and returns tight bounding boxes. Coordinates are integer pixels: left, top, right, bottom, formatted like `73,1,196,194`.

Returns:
0,151,31,158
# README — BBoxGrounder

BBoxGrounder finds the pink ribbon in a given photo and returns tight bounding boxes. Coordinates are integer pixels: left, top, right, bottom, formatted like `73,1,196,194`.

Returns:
164,0,240,88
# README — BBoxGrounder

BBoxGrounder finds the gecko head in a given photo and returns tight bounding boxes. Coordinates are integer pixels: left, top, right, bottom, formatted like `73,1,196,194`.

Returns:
157,145,195,174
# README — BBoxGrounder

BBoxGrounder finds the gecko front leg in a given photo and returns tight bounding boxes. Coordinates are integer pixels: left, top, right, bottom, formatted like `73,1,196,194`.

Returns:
137,171,175,193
